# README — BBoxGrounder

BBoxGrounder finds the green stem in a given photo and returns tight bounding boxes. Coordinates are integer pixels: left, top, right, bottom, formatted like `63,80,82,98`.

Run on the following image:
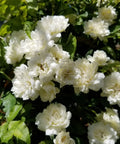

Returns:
0,71,11,81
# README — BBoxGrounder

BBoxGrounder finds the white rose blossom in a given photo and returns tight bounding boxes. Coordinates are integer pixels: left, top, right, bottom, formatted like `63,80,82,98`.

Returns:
21,29,48,60
55,59,76,87
73,58,104,94
4,30,27,65
50,44,70,63
53,131,75,144
28,50,57,82
87,50,110,66
101,72,120,106
11,64,41,100
88,121,118,144
84,17,110,40
35,103,72,136
98,6,117,24
97,108,120,135
39,81,60,102
36,15,69,40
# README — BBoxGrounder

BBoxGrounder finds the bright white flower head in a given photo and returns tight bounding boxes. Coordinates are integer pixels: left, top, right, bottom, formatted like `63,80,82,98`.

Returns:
87,50,110,66
28,50,57,82
89,72,105,91
74,58,103,94
21,29,48,60
84,17,110,40
39,81,60,102
4,30,27,64
53,131,75,144
97,108,120,134
98,6,117,24
50,44,70,63
88,121,118,144
55,59,76,87
35,103,72,136
36,15,69,40
11,64,41,100
101,72,120,106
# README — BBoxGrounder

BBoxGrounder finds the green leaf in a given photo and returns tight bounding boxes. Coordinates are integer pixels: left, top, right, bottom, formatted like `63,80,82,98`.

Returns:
0,122,8,138
0,4,8,20
0,122,14,143
9,121,31,144
6,0,22,6
0,121,30,144
0,24,10,36
7,105,22,122
62,33,77,59
2,93,16,117
110,25,120,34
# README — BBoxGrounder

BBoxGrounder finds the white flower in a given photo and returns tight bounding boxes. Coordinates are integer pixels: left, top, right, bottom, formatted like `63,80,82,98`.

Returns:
74,58,101,94
21,29,48,60
28,50,57,82
4,30,27,64
88,121,118,144
55,59,76,87
35,103,72,136
87,50,110,66
11,64,41,100
84,17,110,40
39,81,60,102
53,131,75,144
89,72,105,91
101,72,120,106
36,15,69,40
50,44,70,63
98,6,117,24
97,108,120,135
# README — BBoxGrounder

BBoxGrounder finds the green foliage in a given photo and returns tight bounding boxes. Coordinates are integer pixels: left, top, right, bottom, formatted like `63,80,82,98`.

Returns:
0,121,30,144
62,33,77,59
2,93,23,122
0,0,120,144
2,93,16,117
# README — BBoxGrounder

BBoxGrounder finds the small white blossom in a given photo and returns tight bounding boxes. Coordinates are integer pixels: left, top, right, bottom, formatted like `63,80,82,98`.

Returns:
36,15,69,40
98,6,117,24
101,72,120,106
53,131,75,144
39,81,60,102
50,44,70,63
89,72,105,91
74,58,100,94
28,50,57,82
55,59,76,87
84,17,110,40
4,30,27,64
87,50,110,66
11,64,41,100
97,108,120,135
21,29,48,59
88,121,118,144
35,103,72,136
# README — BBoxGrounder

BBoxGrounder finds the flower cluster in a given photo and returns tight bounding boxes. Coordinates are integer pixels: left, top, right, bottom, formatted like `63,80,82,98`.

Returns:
88,108,120,144
84,6,117,40
3,6,120,143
